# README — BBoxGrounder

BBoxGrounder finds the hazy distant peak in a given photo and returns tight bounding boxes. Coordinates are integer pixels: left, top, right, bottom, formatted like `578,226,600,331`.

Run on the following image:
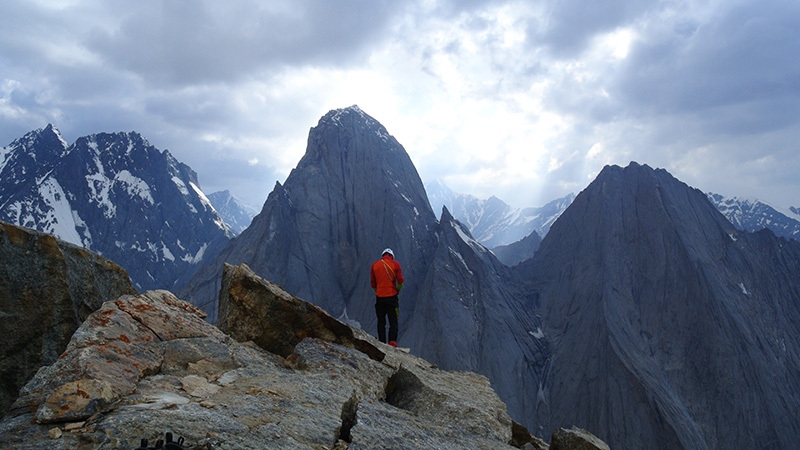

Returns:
708,192,800,240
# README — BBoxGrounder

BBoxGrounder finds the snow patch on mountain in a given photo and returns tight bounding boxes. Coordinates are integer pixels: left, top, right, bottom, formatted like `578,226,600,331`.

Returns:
708,193,800,240
182,243,208,264
454,220,488,255
117,170,154,204
449,247,473,275
85,171,116,218
0,146,11,172
172,176,190,196
37,178,84,246
190,182,211,207
426,179,574,248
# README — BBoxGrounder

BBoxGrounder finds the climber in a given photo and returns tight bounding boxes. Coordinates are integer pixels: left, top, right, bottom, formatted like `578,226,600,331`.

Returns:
370,248,404,347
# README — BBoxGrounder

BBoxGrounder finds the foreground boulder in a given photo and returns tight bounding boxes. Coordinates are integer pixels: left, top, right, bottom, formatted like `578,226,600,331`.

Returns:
218,263,385,362
551,427,611,450
0,221,137,416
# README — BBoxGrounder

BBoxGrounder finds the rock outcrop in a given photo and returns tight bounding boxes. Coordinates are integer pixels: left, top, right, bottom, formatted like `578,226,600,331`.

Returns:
0,263,603,449
0,221,137,416
218,263,385,363
550,427,610,450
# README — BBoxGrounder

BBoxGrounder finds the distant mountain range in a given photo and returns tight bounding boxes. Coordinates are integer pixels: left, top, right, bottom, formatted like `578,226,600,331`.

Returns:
707,193,800,240
178,106,551,435
428,182,799,269
0,125,232,291
208,190,258,235
179,107,800,448
426,179,574,249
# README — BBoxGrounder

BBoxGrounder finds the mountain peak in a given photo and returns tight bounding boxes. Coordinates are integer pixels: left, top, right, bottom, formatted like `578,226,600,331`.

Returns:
327,104,366,119
0,125,69,199
313,105,394,147
0,127,231,291
207,190,257,235
182,107,438,322
521,160,800,449
2,124,68,164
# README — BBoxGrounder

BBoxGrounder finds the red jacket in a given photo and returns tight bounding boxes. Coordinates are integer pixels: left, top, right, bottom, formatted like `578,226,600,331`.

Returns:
370,255,404,298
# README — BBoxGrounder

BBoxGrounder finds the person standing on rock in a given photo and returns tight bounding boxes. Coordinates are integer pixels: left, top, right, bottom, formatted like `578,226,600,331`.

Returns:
370,248,404,347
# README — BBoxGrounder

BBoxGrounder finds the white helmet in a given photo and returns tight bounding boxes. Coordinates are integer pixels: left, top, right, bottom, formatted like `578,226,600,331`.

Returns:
382,248,394,257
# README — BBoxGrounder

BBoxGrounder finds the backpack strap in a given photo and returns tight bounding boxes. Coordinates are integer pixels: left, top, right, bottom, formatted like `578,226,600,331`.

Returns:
381,259,396,282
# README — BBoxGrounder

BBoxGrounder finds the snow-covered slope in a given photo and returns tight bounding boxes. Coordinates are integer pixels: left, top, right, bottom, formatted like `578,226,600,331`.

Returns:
426,179,574,248
0,125,232,291
707,193,800,240
208,190,258,235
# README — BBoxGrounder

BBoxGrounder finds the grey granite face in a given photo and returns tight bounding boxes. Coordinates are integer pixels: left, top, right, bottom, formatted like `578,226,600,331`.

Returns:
517,162,800,449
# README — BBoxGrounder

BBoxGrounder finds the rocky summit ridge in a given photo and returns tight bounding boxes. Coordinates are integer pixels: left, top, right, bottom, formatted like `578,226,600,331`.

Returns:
0,248,606,449
179,107,800,448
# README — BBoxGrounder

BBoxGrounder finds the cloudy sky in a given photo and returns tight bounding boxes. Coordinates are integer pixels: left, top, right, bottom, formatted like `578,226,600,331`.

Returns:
2,0,799,211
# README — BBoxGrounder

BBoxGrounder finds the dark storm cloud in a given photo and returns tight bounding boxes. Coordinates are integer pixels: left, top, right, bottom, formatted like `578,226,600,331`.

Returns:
84,0,397,87
534,0,651,56
615,0,800,133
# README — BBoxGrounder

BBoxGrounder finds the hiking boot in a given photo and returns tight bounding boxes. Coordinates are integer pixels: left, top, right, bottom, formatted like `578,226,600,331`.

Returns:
388,340,398,348
164,432,185,449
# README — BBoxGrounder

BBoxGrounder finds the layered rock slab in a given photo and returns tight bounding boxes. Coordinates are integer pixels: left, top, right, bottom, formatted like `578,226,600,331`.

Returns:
218,262,384,362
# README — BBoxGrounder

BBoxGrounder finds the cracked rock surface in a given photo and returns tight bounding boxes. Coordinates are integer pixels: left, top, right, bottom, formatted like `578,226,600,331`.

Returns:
0,264,526,449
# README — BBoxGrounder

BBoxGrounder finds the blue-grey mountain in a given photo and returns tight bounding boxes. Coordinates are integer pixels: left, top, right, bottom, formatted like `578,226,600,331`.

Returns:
490,229,543,266
516,163,800,449
0,125,232,291
9,113,797,448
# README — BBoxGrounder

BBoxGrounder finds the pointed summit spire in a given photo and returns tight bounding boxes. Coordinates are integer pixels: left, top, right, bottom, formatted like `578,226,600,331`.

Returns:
181,106,439,323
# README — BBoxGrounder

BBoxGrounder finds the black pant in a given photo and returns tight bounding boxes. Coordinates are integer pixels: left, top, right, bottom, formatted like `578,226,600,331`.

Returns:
375,296,399,343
